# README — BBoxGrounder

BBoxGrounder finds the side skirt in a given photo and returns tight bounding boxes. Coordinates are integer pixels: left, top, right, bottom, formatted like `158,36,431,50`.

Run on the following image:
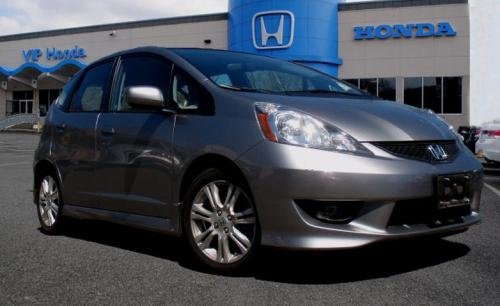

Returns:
63,204,181,236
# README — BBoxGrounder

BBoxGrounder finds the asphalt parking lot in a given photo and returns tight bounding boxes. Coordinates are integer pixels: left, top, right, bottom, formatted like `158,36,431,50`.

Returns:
0,133,499,305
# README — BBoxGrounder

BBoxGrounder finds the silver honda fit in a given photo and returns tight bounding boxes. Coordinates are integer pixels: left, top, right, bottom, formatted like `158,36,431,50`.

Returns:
34,47,482,271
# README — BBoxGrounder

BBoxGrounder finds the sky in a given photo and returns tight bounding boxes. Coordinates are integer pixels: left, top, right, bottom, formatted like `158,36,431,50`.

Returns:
0,0,229,36
0,0,384,36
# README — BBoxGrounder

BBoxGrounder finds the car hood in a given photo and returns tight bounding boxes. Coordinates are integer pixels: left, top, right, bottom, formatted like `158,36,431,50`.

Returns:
245,93,456,142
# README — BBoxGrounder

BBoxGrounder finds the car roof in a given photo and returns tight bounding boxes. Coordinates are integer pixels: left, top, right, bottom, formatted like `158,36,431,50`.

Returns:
94,47,280,66
86,47,220,85
86,47,280,89
98,47,236,60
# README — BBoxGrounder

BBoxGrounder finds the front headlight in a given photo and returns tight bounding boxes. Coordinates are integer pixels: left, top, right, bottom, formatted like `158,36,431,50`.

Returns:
255,102,372,155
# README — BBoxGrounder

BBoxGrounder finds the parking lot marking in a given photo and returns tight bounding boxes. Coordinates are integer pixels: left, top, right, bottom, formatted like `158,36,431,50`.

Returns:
485,183,500,198
0,161,31,167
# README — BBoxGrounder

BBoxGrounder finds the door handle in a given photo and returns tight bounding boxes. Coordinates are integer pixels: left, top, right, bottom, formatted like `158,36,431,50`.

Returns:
55,123,66,133
101,127,115,136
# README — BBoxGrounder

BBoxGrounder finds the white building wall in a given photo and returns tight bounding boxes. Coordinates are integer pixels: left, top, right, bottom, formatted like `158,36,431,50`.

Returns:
0,20,227,68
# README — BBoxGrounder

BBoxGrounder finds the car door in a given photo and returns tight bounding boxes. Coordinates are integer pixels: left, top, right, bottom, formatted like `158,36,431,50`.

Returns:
94,54,176,218
51,60,114,208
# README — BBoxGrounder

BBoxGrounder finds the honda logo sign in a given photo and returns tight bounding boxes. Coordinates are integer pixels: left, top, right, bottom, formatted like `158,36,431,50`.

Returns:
252,10,295,50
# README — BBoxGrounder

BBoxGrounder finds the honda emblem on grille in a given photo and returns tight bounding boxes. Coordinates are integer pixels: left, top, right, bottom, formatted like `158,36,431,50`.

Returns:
427,144,448,161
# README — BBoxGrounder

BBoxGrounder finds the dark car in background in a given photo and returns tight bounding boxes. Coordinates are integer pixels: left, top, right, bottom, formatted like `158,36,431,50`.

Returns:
458,125,481,152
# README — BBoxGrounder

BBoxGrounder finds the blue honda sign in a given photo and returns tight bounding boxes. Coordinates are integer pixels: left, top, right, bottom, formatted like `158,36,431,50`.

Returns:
229,0,343,76
252,10,295,50
354,22,457,40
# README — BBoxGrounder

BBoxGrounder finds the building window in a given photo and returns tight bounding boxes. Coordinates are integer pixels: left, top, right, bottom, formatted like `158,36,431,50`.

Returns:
443,77,462,114
343,78,396,101
39,89,61,116
359,78,377,96
13,90,34,100
344,79,359,88
403,77,423,108
404,76,462,114
423,77,442,114
378,78,396,101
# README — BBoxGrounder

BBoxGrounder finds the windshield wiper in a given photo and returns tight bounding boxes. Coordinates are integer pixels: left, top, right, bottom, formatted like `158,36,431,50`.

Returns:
218,85,367,97
218,84,275,94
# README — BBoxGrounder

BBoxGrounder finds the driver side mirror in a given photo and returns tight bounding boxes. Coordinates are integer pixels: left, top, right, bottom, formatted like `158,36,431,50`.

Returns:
125,86,164,109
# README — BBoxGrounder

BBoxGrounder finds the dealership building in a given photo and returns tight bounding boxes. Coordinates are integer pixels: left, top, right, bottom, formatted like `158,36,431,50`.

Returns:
0,0,474,127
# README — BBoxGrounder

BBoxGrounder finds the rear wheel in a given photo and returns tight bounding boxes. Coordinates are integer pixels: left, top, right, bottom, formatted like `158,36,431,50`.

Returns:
37,175,63,234
182,168,258,271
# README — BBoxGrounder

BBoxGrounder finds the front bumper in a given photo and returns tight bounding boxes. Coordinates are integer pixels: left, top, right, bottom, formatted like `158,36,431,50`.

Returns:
236,141,483,249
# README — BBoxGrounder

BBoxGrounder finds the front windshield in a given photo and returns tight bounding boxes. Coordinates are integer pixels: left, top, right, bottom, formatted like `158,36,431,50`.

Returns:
174,49,365,96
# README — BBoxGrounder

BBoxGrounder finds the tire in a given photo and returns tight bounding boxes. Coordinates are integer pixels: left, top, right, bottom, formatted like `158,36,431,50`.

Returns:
182,168,259,272
36,174,64,234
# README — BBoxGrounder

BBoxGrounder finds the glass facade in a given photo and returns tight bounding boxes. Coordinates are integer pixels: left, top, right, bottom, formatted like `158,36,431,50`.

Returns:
343,78,396,101
443,77,462,114
39,89,61,116
404,76,462,114
403,77,423,108
423,77,442,114
378,78,396,101
359,78,377,96
344,76,462,114
344,79,359,87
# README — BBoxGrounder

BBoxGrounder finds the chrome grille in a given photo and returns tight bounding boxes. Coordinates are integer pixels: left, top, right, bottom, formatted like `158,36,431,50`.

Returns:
372,140,459,163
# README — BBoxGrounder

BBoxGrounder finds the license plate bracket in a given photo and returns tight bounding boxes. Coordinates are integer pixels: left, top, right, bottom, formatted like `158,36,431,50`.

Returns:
436,174,471,210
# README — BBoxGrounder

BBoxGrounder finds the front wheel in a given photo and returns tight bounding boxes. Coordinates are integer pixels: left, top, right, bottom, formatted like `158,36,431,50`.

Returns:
182,168,259,272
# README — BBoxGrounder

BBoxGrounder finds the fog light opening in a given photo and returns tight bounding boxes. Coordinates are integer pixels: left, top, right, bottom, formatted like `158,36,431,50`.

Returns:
316,206,349,223
295,200,363,224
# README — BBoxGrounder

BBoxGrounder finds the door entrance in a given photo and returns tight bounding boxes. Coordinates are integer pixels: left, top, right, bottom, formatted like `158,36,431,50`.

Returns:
39,89,61,116
6,99,34,116
6,91,34,116
19,100,33,114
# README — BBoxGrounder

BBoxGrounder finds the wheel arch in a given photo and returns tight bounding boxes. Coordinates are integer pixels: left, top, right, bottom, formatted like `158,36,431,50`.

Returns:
178,153,253,205
33,159,61,204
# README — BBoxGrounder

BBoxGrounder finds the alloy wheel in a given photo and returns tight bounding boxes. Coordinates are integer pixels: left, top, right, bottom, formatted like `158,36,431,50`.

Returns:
189,180,256,264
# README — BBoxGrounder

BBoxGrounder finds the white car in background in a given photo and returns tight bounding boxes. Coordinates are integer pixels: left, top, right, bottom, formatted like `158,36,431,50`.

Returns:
476,120,500,164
